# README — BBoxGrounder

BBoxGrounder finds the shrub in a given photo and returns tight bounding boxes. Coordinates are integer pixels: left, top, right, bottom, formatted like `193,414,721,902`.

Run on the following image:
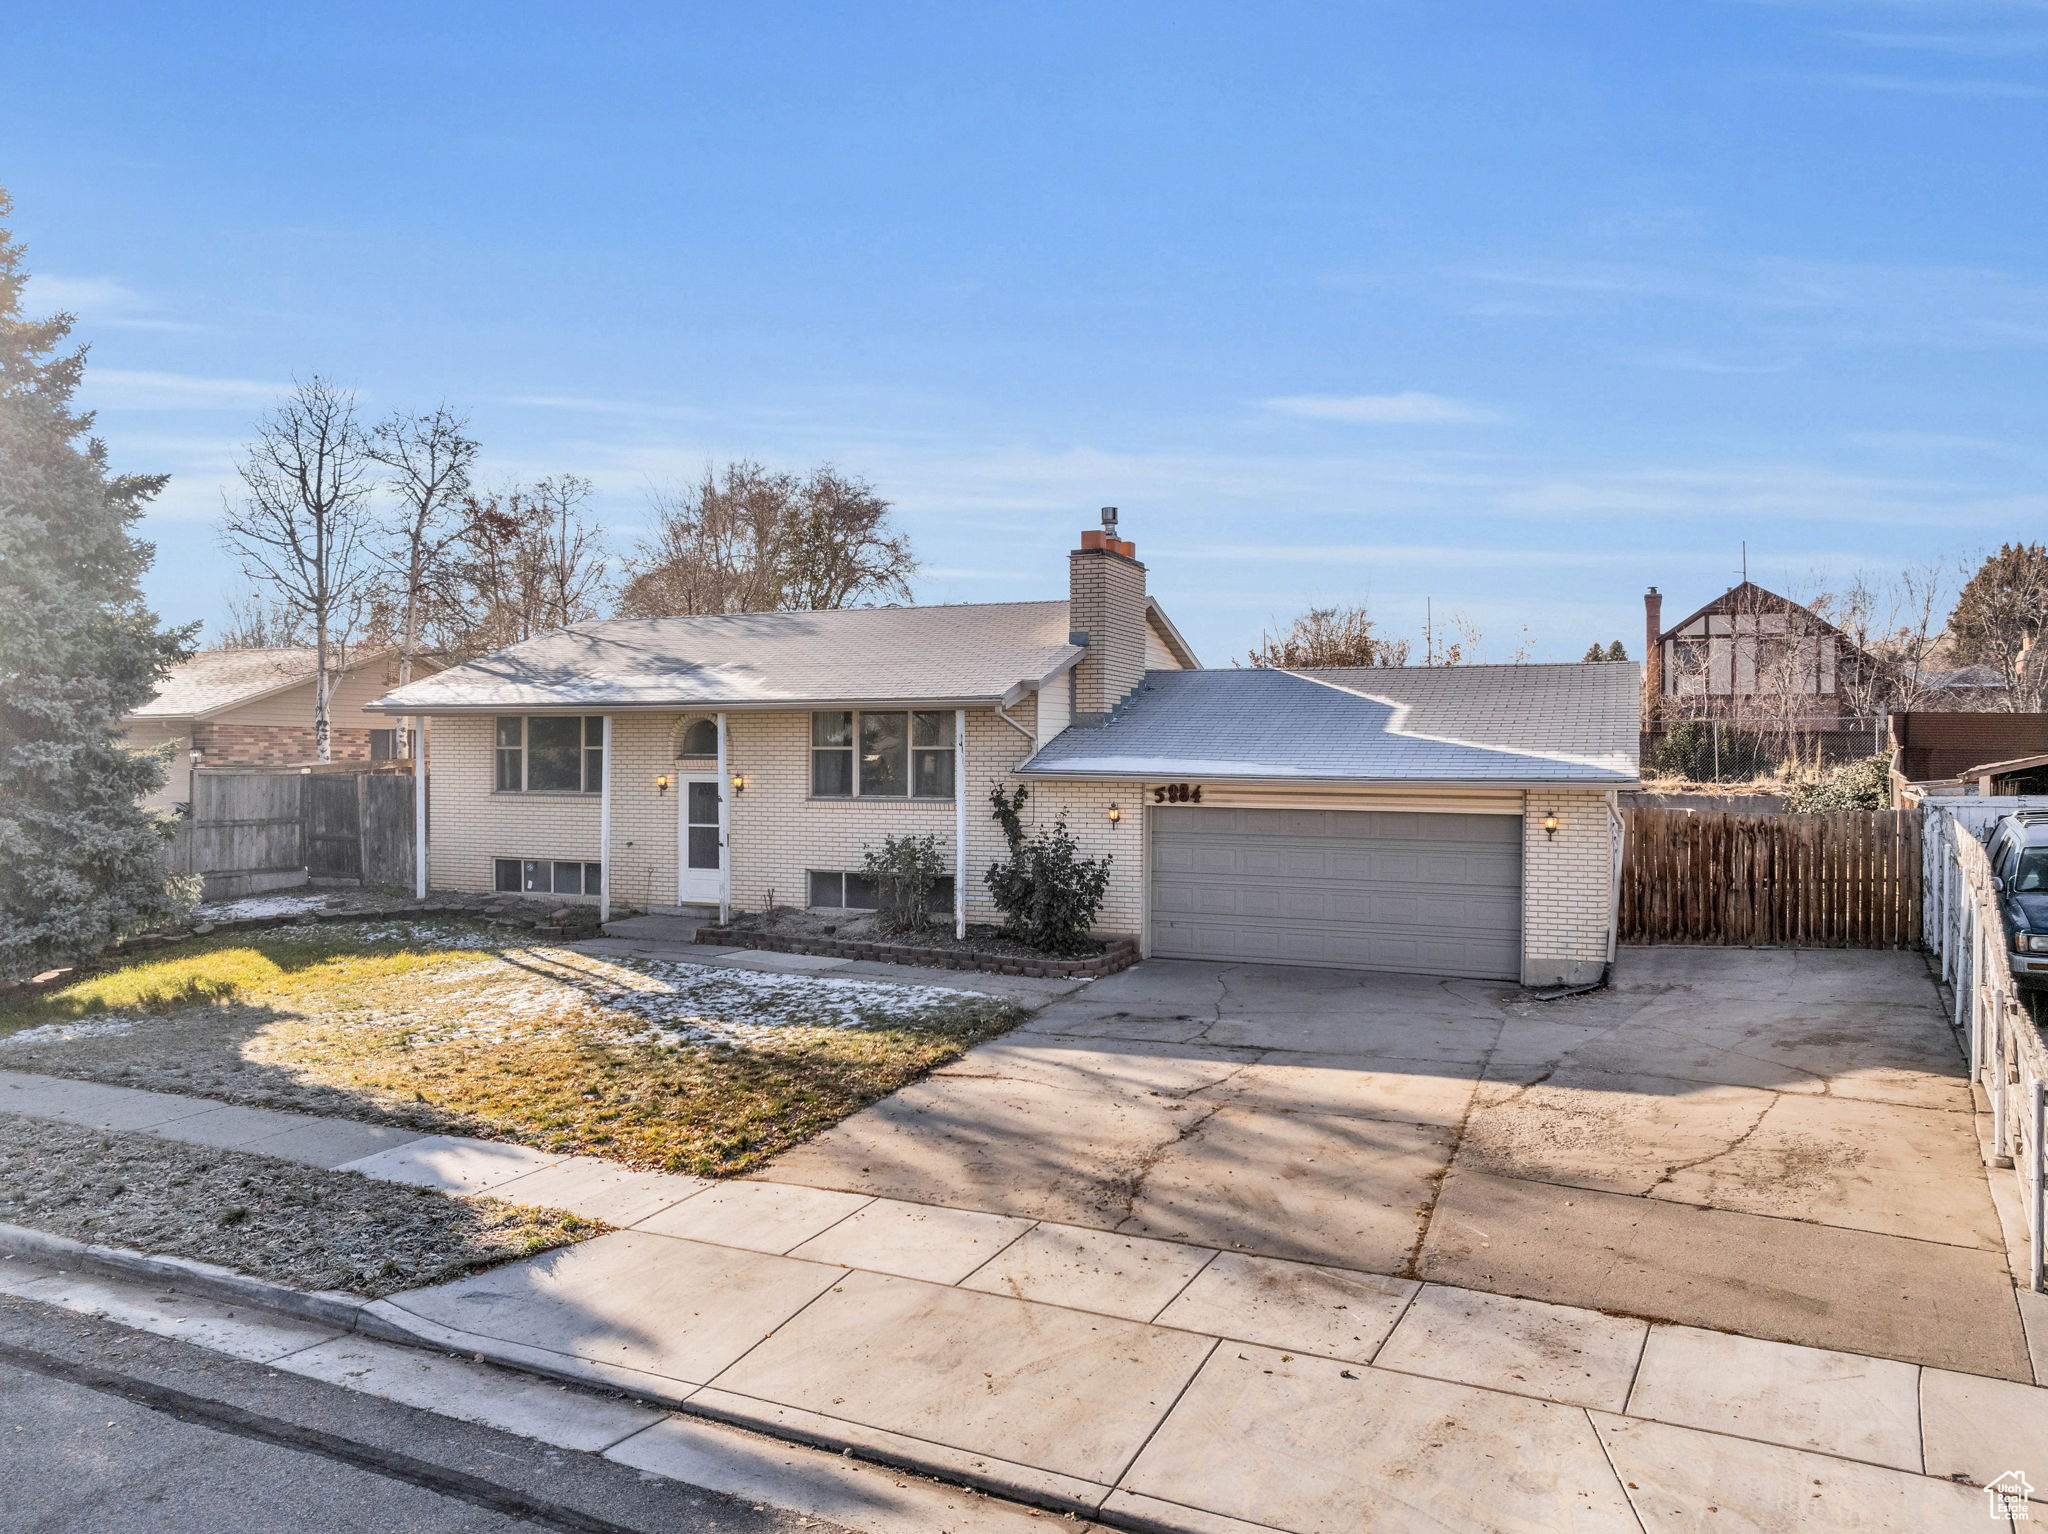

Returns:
1652,718,1767,781
1788,755,1891,812
860,833,949,933
984,785,1111,955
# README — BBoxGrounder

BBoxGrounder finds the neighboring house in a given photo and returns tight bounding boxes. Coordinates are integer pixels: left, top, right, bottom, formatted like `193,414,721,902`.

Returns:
372,519,1639,986
1892,711,2048,799
125,647,419,810
1641,582,1873,725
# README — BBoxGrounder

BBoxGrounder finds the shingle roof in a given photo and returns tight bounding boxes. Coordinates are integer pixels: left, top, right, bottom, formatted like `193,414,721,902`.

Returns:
1018,662,1641,785
130,648,322,719
369,602,1086,713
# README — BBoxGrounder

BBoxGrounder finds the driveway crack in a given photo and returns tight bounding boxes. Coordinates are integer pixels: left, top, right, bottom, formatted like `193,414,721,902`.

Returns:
1400,979,1512,1279
1645,1093,1782,1194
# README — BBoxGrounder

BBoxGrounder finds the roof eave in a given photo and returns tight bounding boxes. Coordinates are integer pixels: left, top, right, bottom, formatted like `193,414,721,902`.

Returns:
364,693,1019,716
1012,765,1641,790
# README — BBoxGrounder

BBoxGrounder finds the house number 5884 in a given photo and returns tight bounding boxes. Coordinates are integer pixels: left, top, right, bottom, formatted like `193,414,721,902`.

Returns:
1152,784,1203,804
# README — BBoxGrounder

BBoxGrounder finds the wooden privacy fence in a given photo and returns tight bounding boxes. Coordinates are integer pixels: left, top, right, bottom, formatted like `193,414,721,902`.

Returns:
165,769,415,900
1620,807,1922,948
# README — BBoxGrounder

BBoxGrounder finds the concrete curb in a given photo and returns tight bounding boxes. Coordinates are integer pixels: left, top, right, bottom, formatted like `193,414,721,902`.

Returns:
0,1221,373,1332
0,1219,1115,1522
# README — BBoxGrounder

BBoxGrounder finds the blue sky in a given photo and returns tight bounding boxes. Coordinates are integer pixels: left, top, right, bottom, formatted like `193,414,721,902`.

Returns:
8,0,2048,664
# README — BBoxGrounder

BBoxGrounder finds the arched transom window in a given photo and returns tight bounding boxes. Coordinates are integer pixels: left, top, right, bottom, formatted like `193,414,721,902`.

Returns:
675,716,719,759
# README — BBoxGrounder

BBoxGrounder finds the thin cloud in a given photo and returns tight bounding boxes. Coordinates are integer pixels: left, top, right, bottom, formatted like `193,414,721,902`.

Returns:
1259,392,1505,425
85,370,284,411
1837,28,2048,59
1627,350,1803,375
1808,70,2048,97
20,274,200,332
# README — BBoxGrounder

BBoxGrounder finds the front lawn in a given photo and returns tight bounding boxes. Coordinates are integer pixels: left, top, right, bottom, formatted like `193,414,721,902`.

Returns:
0,1113,596,1296
0,919,1027,1176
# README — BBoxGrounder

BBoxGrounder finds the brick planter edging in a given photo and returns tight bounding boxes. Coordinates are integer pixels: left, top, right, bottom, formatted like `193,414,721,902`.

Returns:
696,927,1140,980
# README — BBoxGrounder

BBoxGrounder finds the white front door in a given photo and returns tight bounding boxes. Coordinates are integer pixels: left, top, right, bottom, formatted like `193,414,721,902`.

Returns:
677,775,723,904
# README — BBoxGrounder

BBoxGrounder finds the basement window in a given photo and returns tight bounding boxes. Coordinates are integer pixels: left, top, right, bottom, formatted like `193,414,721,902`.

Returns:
494,858,603,896
806,870,955,912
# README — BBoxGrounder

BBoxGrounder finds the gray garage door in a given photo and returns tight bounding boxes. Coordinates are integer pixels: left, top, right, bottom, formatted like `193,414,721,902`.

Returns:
1149,806,1522,978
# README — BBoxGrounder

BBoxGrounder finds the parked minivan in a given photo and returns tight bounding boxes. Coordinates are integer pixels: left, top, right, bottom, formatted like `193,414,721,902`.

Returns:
1988,809,2048,999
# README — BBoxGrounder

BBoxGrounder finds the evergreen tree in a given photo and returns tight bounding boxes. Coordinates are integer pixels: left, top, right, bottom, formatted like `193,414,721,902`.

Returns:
1948,543,2048,710
1606,640,1629,661
0,191,196,979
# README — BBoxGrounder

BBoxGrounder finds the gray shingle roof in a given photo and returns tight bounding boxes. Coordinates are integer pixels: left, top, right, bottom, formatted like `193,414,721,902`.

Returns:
130,648,322,719
1018,663,1641,785
369,602,1085,713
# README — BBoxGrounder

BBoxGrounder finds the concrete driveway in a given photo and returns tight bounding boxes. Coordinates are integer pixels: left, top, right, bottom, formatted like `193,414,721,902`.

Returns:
762,945,2031,1378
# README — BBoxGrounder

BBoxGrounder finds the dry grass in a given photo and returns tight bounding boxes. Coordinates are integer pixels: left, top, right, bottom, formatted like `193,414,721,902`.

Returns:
0,1112,598,1296
0,920,1026,1177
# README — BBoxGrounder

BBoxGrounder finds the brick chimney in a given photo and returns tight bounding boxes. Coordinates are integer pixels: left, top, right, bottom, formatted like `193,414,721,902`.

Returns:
1069,508,1147,723
1643,587,1664,721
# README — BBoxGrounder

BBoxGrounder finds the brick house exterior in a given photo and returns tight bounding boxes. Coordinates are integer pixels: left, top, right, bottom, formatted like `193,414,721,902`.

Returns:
378,517,1637,986
124,649,427,810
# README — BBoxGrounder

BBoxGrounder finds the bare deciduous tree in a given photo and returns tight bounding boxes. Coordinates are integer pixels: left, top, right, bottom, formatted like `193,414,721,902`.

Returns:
616,461,915,618
219,377,374,761
439,476,608,656
1240,605,1412,668
214,588,306,649
366,405,479,755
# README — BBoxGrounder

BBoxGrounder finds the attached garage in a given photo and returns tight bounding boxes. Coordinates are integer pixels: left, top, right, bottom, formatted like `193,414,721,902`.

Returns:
1017,663,1638,987
1149,806,1523,978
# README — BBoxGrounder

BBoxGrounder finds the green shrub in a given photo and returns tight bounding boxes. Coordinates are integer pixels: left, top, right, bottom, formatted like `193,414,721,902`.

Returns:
860,833,949,932
1788,755,1891,812
984,785,1111,955
1652,718,1767,781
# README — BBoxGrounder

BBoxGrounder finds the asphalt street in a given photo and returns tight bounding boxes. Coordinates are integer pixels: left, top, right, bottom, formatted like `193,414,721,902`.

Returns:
0,1294,835,1534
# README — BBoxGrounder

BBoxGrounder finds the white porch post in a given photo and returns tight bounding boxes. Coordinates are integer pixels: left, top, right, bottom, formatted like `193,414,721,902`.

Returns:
954,708,967,939
413,716,429,901
716,712,731,924
598,715,613,923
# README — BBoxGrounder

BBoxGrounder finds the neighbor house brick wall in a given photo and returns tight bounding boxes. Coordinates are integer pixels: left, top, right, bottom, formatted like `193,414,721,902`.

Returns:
1521,788,1618,987
192,722,380,767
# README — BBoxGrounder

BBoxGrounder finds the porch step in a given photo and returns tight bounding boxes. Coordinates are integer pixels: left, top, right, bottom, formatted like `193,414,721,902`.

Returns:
600,915,707,944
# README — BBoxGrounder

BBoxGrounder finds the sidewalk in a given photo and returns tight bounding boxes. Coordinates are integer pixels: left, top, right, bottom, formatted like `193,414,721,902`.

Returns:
0,1066,2017,1530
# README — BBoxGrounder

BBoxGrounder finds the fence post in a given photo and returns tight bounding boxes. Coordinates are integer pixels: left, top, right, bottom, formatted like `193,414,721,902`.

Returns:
2032,1078,2045,1292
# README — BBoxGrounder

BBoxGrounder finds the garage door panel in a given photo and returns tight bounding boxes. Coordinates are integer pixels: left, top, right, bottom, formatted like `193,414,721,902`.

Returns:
1150,807,1523,979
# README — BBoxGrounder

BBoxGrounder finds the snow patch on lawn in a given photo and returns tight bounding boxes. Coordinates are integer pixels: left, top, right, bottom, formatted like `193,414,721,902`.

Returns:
371,951,986,1049
196,893,336,921
2,1018,141,1048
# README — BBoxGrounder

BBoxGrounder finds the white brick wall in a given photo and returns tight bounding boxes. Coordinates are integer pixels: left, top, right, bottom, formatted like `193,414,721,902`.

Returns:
422,707,1613,970
424,696,1145,938
1521,788,1619,986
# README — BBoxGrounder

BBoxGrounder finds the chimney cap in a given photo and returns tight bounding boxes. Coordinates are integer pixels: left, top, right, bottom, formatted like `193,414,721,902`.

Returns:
1100,506,1119,529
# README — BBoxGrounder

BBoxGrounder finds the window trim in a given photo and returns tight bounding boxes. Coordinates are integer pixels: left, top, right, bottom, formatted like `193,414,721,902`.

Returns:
493,715,606,795
493,857,604,896
809,709,957,800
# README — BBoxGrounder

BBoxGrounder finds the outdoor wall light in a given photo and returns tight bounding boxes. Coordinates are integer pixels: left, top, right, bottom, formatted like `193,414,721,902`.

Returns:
1108,803,1122,826
654,774,672,794
730,773,747,794
188,748,204,765
1542,813,1560,839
